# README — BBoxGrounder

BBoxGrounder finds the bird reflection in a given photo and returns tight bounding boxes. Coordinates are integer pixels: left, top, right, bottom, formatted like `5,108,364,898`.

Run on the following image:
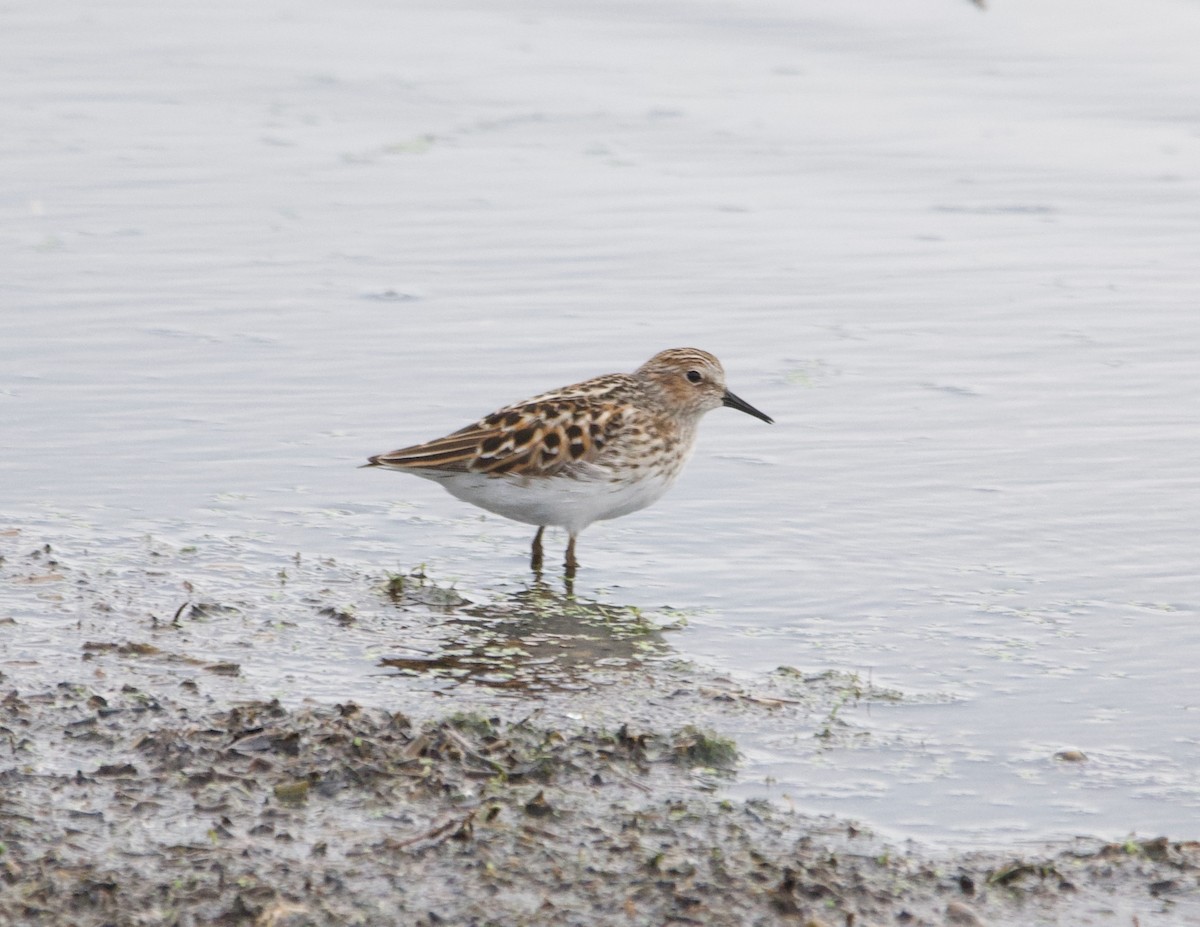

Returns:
380,579,672,692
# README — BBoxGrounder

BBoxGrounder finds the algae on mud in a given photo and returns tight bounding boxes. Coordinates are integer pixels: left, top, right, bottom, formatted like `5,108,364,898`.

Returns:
2,530,1199,924
2,685,1198,926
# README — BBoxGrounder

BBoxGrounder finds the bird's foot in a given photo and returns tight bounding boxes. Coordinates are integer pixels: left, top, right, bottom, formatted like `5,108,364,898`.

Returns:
530,526,545,574
564,535,578,578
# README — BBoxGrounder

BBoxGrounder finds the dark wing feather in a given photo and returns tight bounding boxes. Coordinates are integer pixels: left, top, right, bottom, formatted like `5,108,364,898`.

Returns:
366,395,626,478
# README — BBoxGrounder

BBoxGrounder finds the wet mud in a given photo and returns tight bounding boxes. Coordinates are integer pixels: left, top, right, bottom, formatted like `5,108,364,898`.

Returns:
2,530,1198,925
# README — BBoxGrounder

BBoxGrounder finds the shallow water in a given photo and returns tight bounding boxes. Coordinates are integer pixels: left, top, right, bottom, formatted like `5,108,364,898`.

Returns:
4,0,1200,848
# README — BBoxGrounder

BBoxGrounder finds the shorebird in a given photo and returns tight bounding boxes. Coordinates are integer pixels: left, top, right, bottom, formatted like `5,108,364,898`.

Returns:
364,348,772,575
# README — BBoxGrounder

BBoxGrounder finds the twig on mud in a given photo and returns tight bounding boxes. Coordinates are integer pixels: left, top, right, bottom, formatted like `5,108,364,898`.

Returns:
604,765,652,794
440,726,508,774
391,811,476,851
698,686,800,707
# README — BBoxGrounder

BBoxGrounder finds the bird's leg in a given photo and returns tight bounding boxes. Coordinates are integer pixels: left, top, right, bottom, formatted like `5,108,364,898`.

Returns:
530,526,545,573
564,534,578,578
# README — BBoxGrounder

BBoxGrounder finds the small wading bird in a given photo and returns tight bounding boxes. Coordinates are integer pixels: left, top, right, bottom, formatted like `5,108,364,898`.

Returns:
363,348,773,576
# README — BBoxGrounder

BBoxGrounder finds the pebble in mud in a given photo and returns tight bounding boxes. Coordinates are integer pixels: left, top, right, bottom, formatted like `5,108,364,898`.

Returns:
945,901,987,926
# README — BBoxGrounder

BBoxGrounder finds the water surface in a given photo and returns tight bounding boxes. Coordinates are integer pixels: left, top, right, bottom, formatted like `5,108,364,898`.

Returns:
4,0,1200,848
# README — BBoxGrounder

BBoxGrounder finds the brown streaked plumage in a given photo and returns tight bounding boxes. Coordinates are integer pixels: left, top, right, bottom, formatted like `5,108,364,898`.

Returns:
364,348,772,576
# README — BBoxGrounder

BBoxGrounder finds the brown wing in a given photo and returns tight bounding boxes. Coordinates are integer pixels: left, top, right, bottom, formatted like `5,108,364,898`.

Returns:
366,397,626,478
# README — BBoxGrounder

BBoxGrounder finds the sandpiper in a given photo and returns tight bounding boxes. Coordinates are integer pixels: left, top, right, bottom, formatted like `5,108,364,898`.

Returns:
364,348,772,575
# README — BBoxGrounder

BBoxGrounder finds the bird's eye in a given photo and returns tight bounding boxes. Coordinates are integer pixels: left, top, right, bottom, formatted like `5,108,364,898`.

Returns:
686,370,703,384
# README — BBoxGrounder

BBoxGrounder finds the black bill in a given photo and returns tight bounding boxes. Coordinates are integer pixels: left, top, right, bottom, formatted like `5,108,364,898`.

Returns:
722,389,774,424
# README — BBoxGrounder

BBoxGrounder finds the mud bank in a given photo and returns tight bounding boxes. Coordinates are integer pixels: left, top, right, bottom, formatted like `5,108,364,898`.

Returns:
1,531,1198,925
2,686,1198,927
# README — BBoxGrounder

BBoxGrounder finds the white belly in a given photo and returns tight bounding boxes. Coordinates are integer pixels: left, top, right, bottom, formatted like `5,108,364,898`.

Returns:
415,467,679,536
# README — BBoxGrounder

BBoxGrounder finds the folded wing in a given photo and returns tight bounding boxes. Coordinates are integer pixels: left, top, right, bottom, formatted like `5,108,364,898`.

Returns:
367,398,625,479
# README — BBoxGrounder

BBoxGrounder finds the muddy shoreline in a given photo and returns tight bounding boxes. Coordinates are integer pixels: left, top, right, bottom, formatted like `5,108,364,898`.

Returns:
2,532,1198,925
